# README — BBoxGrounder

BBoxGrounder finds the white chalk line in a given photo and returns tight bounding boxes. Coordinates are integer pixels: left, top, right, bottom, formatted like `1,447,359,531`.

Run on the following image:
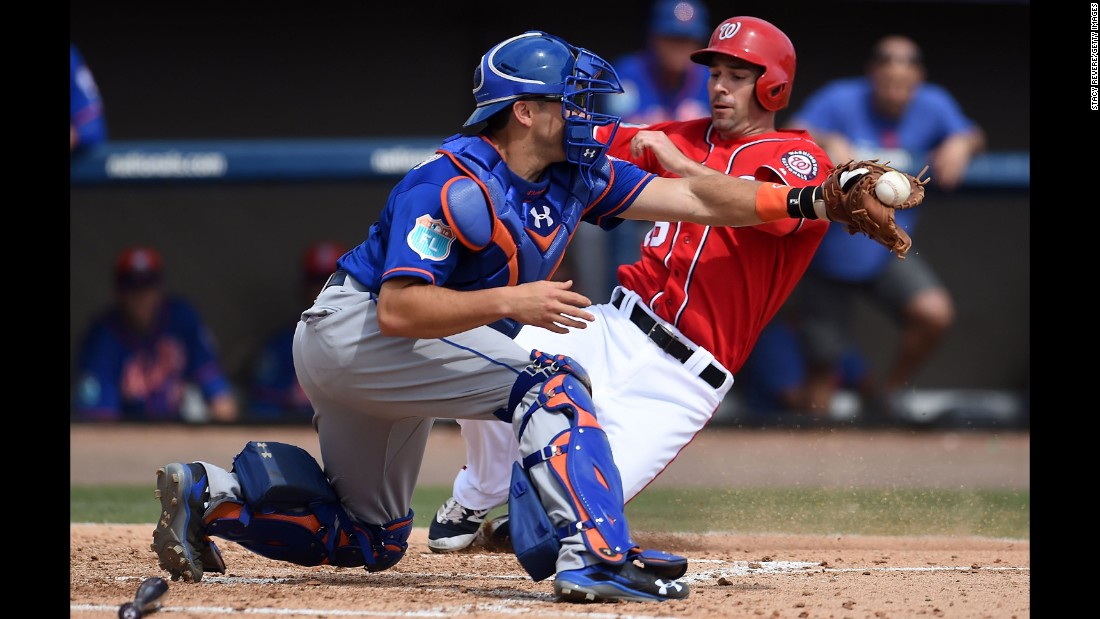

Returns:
76,559,1029,617
70,603,681,618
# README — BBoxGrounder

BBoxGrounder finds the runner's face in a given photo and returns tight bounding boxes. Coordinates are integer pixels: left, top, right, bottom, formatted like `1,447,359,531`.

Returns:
707,56,765,135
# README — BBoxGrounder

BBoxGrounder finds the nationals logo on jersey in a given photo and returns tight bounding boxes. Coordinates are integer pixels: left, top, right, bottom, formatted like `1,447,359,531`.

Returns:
780,150,819,181
407,214,456,261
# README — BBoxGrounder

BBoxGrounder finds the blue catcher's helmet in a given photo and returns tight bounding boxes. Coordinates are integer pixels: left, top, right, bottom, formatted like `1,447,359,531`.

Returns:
463,31,623,187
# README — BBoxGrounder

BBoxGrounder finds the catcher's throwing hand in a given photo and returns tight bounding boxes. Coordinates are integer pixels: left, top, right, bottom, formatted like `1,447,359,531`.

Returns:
819,159,930,259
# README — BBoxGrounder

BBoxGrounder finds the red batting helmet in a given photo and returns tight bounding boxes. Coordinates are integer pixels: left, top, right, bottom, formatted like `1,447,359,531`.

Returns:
690,16,796,112
114,245,163,290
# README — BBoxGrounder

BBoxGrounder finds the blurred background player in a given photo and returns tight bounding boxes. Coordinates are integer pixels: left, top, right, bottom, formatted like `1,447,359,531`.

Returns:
248,240,347,422
785,34,985,423
601,0,712,125
72,246,240,423
70,42,107,155
735,313,869,424
575,0,712,301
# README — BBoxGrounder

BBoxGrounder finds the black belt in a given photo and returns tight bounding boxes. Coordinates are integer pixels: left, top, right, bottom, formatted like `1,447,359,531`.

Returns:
612,292,727,390
321,269,376,295
323,270,348,290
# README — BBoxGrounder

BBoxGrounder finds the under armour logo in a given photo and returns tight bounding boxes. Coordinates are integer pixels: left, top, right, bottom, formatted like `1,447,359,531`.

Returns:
717,21,742,40
655,579,683,596
528,204,554,228
583,148,597,159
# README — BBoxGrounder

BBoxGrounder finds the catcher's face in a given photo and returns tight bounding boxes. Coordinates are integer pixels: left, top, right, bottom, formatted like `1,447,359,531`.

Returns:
501,97,568,169
706,56,767,138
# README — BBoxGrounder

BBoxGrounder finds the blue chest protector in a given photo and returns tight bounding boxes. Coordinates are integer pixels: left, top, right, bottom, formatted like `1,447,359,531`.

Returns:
437,134,607,290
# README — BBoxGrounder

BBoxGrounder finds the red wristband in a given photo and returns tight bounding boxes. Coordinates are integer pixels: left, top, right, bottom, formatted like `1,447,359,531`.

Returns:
754,183,790,222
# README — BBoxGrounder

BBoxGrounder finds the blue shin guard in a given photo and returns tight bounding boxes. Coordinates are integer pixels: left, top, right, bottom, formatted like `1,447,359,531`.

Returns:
508,351,688,581
204,441,413,572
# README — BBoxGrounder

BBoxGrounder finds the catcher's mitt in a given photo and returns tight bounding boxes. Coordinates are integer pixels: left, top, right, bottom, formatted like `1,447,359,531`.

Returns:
820,159,929,259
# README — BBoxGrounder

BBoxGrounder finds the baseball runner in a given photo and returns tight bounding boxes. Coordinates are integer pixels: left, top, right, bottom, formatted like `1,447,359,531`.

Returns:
428,17,925,552
150,29,922,604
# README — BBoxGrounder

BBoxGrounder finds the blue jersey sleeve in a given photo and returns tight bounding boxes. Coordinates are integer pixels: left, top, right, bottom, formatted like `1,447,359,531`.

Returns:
378,183,461,287
581,156,657,230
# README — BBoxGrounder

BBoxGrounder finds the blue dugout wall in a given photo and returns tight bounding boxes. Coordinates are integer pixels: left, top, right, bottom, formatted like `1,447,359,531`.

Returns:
70,139,1030,411
70,140,1029,189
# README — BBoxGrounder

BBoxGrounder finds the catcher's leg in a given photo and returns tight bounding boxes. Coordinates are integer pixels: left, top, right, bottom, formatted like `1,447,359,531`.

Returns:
507,351,689,602
152,461,227,582
201,441,413,572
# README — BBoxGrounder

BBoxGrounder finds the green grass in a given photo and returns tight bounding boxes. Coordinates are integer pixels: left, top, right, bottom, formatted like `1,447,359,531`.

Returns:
71,484,1029,540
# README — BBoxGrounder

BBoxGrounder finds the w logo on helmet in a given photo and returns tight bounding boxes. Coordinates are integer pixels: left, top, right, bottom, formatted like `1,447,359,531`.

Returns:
717,21,742,40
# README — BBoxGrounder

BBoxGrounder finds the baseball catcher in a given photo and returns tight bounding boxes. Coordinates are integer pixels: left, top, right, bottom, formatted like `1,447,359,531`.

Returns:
790,159,929,258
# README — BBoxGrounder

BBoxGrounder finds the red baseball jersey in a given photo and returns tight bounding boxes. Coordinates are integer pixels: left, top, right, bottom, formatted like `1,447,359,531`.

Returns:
600,119,833,374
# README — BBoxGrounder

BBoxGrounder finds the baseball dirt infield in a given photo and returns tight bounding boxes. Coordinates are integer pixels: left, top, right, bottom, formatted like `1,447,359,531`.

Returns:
70,423,1030,619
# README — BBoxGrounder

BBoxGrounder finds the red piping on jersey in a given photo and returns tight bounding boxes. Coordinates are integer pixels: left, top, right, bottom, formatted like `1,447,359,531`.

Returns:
661,222,682,270
382,267,437,285
438,147,520,286
673,225,713,328
706,129,815,176
668,133,814,328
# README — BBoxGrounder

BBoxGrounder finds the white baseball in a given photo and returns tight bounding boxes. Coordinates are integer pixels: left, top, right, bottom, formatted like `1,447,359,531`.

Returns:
875,170,912,206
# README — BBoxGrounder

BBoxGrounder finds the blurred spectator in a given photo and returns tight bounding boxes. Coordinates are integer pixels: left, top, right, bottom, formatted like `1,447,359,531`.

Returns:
73,246,240,423
786,34,985,423
735,317,870,424
601,0,712,125
247,241,347,422
70,42,107,155
576,0,713,301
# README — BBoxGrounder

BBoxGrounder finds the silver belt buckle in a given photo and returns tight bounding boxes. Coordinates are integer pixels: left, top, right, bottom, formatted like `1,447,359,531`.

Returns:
646,320,678,352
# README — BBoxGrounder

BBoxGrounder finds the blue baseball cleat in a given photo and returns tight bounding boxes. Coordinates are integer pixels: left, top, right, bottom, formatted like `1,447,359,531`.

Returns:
150,462,224,581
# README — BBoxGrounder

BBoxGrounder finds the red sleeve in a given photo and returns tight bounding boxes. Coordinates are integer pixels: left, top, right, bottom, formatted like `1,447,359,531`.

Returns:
748,137,834,237
600,122,676,174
